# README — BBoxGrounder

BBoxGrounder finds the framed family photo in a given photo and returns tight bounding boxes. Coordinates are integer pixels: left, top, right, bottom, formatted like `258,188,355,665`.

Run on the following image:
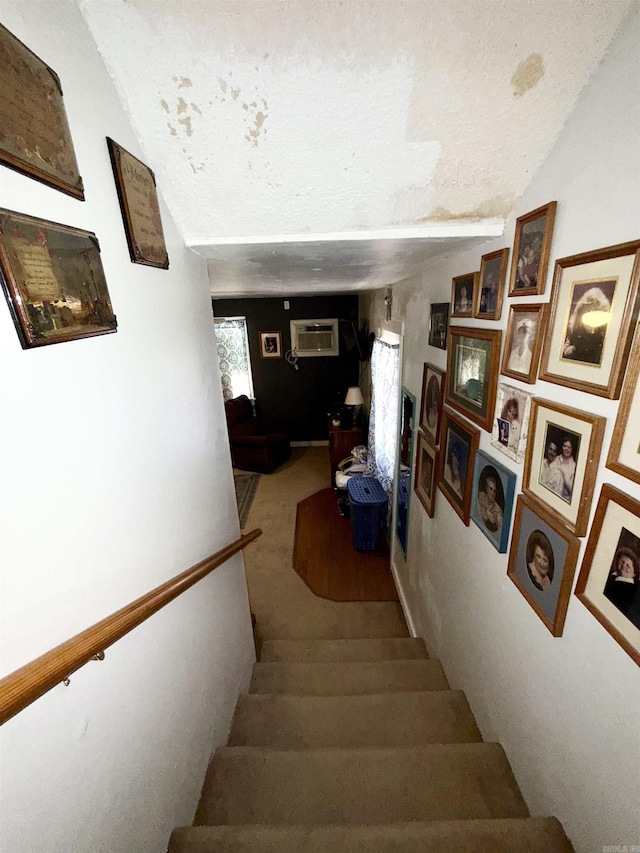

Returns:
507,201,557,297
437,407,480,525
474,248,509,321
445,326,502,431
501,303,548,384
419,363,445,447
507,494,580,636
607,323,640,486
428,302,449,349
490,383,533,465
575,485,640,665
470,450,517,553
451,272,477,318
414,431,438,518
522,398,605,536
259,330,282,358
538,240,640,398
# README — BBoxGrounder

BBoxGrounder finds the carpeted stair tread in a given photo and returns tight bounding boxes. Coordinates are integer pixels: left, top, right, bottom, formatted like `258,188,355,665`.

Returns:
259,601,410,640
194,743,528,826
260,637,429,662
228,690,481,748
249,659,448,695
169,817,574,853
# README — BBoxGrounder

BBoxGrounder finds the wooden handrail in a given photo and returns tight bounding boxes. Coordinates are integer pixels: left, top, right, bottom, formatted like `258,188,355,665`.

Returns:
0,528,262,726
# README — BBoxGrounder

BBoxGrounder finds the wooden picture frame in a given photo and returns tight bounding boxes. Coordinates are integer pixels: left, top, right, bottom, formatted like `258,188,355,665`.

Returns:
490,382,533,465
428,302,449,349
508,201,557,297
522,398,605,536
437,407,480,525
259,330,282,358
0,208,117,348
419,363,445,447
444,326,502,432
470,449,517,553
450,272,477,318
0,24,84,200
107,137,169,269
538,240,640,398
507,494,580,636
501,303,548,384
607,323,640,485
575,484,640,666
474,248,509,320
414,431,437,518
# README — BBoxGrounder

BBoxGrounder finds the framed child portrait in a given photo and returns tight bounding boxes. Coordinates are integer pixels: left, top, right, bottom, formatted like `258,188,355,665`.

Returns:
437,407,480,525
490,383,533,465
450,272,477,318
474,248,509,321
470,450,517,553
259,330,282,358
414,431,438,518
419,363,445,447
507,201,557,297
500,303,548,384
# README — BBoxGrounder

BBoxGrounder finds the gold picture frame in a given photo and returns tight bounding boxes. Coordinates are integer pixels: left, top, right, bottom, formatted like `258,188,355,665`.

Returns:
450,271,477,318
414,431,437,518
474,248,509,320
606,323,640,485
419,363,445,447
445,326,502,432
500,303,548,384
437,407,480,525
507,201,557,297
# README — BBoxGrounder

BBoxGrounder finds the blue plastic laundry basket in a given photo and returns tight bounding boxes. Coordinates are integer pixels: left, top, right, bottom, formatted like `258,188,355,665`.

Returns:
347,477,388,551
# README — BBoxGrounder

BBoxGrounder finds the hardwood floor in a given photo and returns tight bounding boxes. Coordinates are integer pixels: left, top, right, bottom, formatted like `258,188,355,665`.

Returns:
293,488,399,602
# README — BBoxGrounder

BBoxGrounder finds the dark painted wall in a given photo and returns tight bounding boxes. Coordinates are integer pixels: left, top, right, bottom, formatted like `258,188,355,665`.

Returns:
212,295,364,441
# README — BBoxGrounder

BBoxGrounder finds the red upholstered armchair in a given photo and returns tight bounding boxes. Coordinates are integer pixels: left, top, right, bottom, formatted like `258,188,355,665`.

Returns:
224,395,291,474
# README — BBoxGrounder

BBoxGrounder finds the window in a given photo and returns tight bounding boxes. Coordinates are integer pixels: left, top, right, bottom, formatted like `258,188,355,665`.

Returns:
214,317,255,401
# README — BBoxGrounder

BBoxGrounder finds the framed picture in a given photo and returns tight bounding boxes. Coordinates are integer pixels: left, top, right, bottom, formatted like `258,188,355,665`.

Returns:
444,326,502,432
0,24,84,199
428,302,449,349
419,363,445,447
575,485,640,665
0,208,117,349
522,398,605,536
397,387,417,557
107,137,169,269
414,431,437,518
259,330,282,358
507,494,580,636
470,450,517,553
437,407,480,525
450,272,477,318
607,324,640,485
500,303,548,384
507,201,557,297
538,240,640,398
490,383,533,465
474,248,509,320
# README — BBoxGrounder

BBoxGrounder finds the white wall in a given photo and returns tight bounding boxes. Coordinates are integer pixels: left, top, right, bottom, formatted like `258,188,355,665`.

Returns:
0,3,255,852
362,8,640,852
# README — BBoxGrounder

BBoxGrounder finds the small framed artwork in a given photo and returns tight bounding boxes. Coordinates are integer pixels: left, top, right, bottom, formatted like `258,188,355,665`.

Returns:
490,383,533,465
428,302,449,349
437,407,480,525
414,431,438,518
575,484,640,665
0,208,117,348
507,494,580,636
507,201,557,297
522,398,605,536
470,450,517,553
451,272,477,318
538,240,640,398
500,303,548,384
445,326,502,432
259,330,282,358
419,364,445,447
474,248,509,320
607,324,640,485
107,137,169,269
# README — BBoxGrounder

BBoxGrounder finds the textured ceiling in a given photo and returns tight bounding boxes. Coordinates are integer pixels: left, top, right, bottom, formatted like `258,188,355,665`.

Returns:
78,0,632,295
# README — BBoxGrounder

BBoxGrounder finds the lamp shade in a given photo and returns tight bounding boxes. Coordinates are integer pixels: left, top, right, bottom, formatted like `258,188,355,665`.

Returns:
344,386,364,406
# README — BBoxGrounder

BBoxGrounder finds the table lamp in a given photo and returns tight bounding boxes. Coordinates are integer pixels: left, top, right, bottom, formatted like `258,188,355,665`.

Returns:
344,386,364,428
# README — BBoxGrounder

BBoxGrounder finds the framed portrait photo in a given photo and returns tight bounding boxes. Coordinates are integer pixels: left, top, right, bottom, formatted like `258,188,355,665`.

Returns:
437,407,480,525
474,248,509,321
428,302,449,349
444,326,502,432
575,485,640,665
490,383,533,465
414,431,438,518
507,494,580,636
419,363,445,447
450,272,477,319
538,240,640,398
523,398,605,536
507,201,557,297
501,303,548,384
470,450,517,553
606,323,640,486
259,330,282,358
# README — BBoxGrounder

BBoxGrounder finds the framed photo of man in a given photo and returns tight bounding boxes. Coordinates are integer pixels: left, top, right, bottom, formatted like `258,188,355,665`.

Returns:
507,201,557,297
501,303,548,384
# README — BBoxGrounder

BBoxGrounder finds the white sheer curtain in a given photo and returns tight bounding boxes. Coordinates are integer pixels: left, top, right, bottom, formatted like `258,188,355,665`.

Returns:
366,337,400,496
214,317,255,401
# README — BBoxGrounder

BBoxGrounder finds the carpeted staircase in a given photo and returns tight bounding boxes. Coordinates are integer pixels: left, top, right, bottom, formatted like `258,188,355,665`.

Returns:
168,602,573,852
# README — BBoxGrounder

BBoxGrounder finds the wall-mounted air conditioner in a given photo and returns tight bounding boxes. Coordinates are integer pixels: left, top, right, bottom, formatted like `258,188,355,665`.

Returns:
290,318,339,357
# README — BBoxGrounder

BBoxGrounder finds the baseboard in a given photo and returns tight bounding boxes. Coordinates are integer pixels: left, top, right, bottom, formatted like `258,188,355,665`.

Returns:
390,557,418,638
291,440,329,447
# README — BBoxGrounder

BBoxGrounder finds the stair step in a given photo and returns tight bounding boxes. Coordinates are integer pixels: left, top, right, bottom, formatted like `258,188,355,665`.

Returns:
194,744,528,826
249,659,448,695
228,690,481,748
170,817,574,853
258,601,410,640
260,637,429,662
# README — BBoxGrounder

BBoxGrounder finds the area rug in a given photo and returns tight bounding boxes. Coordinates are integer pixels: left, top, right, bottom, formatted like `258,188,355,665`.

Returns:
234,473,261,528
